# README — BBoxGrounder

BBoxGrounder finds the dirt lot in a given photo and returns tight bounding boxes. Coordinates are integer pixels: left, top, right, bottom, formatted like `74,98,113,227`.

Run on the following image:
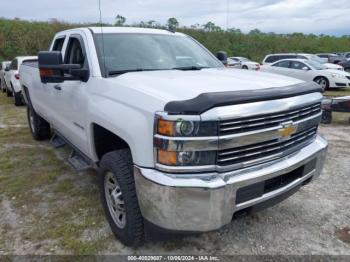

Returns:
0,92,349,255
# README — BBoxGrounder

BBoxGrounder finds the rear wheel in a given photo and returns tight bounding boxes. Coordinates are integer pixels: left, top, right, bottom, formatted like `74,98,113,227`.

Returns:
99,150,144,247
242,65,248,70
12,85,23,106
6,84,13,97
314,76,329,92
27,105,51,140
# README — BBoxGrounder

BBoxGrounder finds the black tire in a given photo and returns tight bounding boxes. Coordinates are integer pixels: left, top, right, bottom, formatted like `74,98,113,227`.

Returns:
6,85,13,97
321,110,332,124
314,76,329,92
242,65,248,70
99,149,144,247
13,89,23,106
27,105,51,140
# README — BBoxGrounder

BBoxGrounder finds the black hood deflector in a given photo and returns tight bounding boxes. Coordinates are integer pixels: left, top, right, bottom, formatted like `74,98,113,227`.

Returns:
164,82,322,115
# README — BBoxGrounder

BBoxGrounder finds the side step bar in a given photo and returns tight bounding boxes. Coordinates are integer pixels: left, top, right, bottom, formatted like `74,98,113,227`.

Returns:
50,133,66,148
68,150,92,171
50,131,93,171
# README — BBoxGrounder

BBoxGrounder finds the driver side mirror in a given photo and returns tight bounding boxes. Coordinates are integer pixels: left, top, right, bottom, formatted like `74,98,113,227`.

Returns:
38,51,89,83
302,66,310,71
4,65,10,72
217,51,228,66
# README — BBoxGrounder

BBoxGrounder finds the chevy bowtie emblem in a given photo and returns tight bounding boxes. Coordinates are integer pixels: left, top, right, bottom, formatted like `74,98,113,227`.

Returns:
279,122,297,139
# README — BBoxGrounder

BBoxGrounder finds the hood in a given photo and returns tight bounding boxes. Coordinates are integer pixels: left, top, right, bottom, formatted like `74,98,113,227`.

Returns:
321,69,350,76
245,61,259,66
111,68,303,103
324,63,343,70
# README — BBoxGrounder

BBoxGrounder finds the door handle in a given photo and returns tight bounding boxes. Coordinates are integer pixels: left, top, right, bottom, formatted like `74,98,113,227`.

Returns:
53,85,62,91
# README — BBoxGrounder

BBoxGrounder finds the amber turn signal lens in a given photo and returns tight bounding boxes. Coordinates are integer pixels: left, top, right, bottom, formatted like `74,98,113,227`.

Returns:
157,150,177,165
40,68,54,77
157,119,174,136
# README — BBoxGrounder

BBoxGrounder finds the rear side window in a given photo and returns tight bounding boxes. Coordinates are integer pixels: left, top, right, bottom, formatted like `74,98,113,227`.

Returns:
52,37,66,51
265,55,279,63
10,59,18,70
318,55,327,58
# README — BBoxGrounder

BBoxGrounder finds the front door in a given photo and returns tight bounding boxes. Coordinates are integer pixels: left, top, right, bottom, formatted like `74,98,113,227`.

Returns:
51,34,90,155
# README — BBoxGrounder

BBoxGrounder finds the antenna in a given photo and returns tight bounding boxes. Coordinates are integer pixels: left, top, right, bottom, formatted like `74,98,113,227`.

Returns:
226,0,229,31
98,0,107,76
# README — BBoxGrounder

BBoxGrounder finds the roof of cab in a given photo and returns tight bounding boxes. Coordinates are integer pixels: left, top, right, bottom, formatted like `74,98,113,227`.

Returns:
59,27,184,36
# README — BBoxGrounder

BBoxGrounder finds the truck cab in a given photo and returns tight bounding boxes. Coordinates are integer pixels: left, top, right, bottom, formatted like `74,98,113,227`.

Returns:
19,27,328,247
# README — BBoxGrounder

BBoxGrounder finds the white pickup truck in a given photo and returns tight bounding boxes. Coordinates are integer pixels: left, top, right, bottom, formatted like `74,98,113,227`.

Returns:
5,56,37,105
20,27,328,247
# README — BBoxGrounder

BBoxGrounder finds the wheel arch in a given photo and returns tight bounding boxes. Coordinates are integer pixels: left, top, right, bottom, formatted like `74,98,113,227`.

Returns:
91,123,132,162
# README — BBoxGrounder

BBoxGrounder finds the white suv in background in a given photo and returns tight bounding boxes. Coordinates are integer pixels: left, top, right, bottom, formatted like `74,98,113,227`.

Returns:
262,53,343,71
0,61,11,93
4,56,37,105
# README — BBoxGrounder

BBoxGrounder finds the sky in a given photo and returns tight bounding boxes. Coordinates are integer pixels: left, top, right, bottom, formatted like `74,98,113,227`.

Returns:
1,0,349,36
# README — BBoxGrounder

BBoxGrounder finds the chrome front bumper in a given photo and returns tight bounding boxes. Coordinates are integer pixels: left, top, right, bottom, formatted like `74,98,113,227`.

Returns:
134,135,328,232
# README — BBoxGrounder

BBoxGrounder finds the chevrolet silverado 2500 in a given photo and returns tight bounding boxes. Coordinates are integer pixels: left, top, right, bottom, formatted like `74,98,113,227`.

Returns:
19,27,328,247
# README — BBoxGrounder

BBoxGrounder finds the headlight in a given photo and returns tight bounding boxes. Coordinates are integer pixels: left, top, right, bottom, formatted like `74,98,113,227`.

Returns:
155,115,218,137
157,150,216,167
154,112,219,172
331,73,346,79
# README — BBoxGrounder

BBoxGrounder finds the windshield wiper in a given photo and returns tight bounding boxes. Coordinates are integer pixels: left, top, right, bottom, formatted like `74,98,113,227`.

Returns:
172,66,210,71
108,68,159,76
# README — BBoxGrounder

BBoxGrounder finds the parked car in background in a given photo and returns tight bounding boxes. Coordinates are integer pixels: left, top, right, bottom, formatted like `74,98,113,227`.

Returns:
261,59,350,91
226,57,241,68
228,57,260,70
316,53,347,64
340,60,350,72
20,27,327,246
262,53,343,70
4,56,37,105
0,61,11,93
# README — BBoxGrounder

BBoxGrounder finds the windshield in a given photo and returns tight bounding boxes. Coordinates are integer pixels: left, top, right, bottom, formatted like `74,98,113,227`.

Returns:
94,33,223,76
307,54,325,64
307,60,327,70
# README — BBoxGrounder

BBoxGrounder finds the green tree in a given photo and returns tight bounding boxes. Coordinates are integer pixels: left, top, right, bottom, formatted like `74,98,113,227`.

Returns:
167,17,179,30
115,15,126,26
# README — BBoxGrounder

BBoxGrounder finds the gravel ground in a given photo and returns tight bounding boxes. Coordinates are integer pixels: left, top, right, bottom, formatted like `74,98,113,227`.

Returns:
0,94,349,255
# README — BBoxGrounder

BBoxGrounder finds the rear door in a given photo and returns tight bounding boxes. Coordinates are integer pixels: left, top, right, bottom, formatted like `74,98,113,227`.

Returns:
35,36,67,121
51,33,90,155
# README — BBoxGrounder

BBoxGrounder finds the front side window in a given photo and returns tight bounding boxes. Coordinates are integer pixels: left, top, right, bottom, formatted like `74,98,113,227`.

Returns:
94,33,223,76
65,37,85,68
273,60,290,68
290,61,307,70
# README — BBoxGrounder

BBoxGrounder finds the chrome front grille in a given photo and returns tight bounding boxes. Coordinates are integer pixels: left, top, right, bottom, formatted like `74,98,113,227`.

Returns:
217,126,318,168
219,102,321,136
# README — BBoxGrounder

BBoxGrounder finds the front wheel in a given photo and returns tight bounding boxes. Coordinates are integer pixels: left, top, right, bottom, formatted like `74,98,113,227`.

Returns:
314,76,329,92
99,150,144,247
242,65,248,70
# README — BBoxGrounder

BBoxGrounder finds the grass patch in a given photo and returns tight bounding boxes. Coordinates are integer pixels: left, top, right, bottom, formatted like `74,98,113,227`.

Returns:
324,88,350,98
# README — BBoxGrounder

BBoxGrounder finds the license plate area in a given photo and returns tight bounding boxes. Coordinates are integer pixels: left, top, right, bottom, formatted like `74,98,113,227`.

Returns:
235,158,317,205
